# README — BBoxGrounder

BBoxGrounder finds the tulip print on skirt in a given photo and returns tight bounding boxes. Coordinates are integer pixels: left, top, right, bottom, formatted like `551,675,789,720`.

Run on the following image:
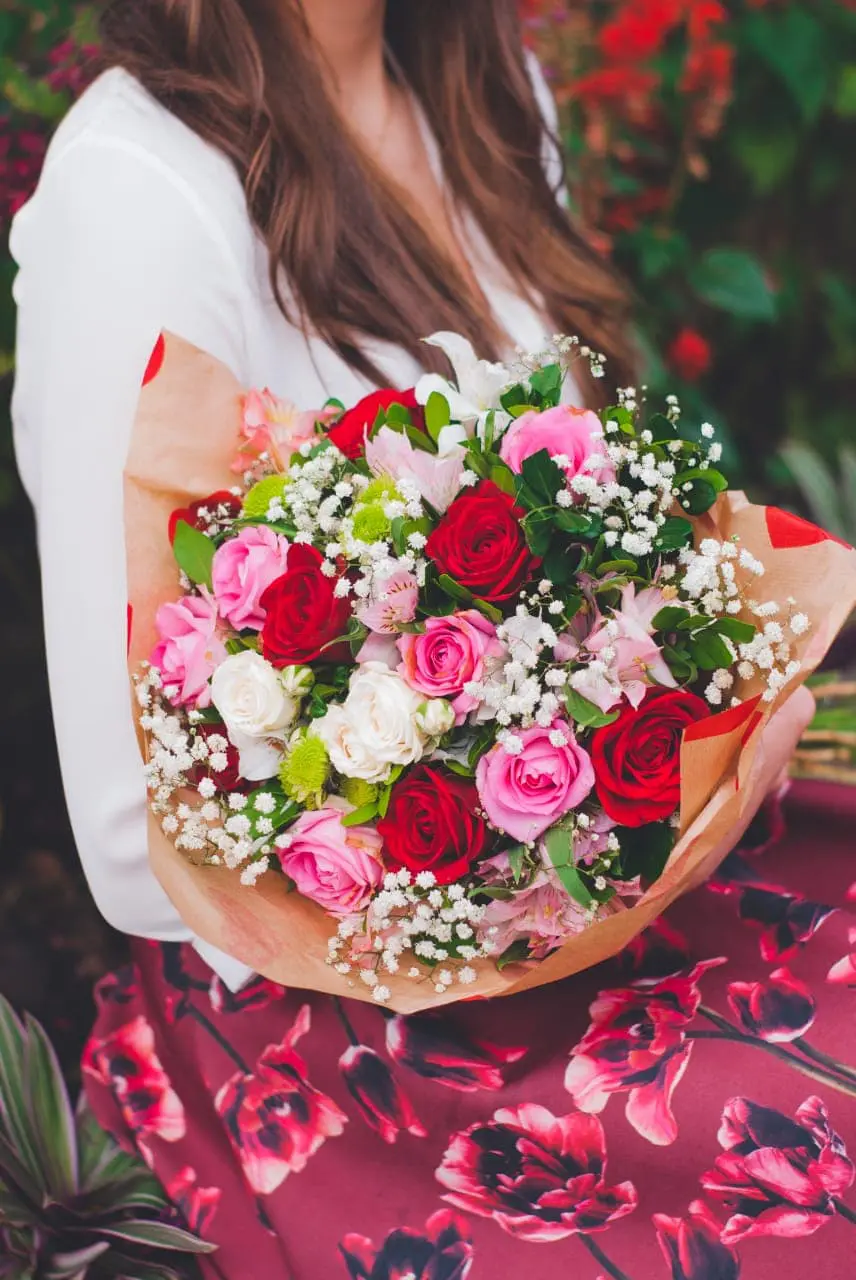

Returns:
83,781,856,1280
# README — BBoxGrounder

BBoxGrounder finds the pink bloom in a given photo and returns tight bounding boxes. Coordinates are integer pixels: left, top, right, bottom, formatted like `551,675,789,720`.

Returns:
701,1096,855,1243
355,632,400,668
355,569,419,634
340,1211,474,1280
211,525,290,631
339,1045,427,1144
564,959,725,1145
727,966,816,1042
476,719,595,844
827,927,856,985
386,1013,526,1091
150,590,226,708
167,1167,221,1235
82,1015,186,1160
277,809,384,917
235,388,326,472
553,601,602,663
398,610,506,724
480,868,596,959
215,1005,346,1194
572,584,677,713
365,426,466,513
436,1104,637,1241
499,404,615,491
654,1201,739,1280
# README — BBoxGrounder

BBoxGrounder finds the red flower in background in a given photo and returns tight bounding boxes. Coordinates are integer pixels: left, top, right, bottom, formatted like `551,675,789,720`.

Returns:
599,0,682,63
167,1167,221,1236
386,1012,526,1092
339,1045,426,1145
340,1210,474,1280
726,967,816,1043
215,1005,347,1194
701,1096,855,1242
667,328,712,381
436,1104,637,1241
654,1200,739,1280
564,959,725,1145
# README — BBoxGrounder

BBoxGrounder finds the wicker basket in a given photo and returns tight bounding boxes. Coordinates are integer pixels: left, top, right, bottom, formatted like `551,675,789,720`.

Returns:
792,677,856,786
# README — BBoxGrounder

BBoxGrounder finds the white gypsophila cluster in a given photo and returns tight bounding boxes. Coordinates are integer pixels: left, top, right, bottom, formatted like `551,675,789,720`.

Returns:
326,870,490,1002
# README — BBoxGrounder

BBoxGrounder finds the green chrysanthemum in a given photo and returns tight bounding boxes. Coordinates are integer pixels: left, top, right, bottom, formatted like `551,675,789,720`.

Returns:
357,476,400,508
351,502,391,544
278,733,330,808
242,474,289,520
340,777,379,810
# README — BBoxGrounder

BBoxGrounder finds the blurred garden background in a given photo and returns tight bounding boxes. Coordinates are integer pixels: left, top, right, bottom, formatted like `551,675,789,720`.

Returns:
1,0,855,1079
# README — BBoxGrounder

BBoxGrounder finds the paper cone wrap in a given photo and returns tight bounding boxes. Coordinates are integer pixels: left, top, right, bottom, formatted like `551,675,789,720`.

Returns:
125,334,856,1014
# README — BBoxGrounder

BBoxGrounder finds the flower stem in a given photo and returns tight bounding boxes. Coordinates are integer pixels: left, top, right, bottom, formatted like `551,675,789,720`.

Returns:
579,1233,633,1280
791,1038,856,1086
689,1009,856,1099
836,1200,856,1226
333,996,361,1048
185,1004,251,1074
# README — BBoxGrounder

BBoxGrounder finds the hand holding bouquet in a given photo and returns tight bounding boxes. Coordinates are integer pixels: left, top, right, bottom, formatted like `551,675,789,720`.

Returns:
126,332,855,1010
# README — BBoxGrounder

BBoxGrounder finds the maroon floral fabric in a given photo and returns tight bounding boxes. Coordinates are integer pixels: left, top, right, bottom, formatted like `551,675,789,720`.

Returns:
84,781,856,1279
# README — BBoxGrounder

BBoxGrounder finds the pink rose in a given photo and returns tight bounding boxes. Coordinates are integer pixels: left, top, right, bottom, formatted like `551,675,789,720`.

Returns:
151,590,226,708
278,809,384,917
212,526,290,631
476,719,595,844
355,569,419,634
397,610,506,725
499,405,615,491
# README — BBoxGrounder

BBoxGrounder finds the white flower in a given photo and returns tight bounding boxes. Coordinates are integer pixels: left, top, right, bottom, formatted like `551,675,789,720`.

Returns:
415,332,512,447
315,661,429,783
415,698,456,740
211,650,301,780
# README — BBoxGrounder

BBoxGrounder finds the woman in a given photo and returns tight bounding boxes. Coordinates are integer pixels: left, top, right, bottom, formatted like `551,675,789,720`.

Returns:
13,2,845,1278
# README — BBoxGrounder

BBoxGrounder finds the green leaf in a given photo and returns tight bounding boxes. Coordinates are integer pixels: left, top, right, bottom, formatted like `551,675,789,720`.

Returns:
543,829,593,906
377,785,392,819
554,509,594,535
834,64,856,118
663,643,697,683
712,617,756,645
473,597,503,625
507,845,526,884
654,517,693,552
519,448,564,506
678,479,719,516
96,1219,217,1254
523,509,554,557
0,996,42,1191
529,363,563,405
340,804,379,827
597,559,638,577
489,464,516,496
172,520,215,588
564,687,619,730
437,574,475,605
0,1132,41,1207
690,249,777,321
23,1013,78,1200
689,629,734,671
496,940,530,971
653,606,692,632
744,7,829,122
424,392,451,444
616,822,674,884
45,1244,111,1278
443,760,475,778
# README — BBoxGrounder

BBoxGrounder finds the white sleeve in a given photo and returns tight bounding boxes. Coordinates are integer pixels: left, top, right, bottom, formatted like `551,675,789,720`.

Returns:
11,135,255,989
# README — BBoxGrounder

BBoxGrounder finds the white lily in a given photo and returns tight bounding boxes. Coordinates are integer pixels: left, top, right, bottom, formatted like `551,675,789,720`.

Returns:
415,331,513,452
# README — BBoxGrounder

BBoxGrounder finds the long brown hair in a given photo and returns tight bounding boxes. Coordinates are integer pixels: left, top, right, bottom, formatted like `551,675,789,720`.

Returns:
100,0,633,390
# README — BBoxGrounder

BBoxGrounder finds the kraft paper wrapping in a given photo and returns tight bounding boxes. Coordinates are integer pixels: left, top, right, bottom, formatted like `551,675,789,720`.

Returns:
125,333,856,1014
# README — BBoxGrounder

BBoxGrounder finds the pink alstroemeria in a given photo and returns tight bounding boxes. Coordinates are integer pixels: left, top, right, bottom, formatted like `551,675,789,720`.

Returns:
355,570,419,634
571,584,676,713
365,426,466,514
234,388,333,472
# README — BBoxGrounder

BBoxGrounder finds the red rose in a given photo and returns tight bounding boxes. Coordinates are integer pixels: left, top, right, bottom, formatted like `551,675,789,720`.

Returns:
260,544,352,666
168,491,241,543
188,722,247,793
667,328,712,383
327,388,423,460
591,687,711,827
425,480,540,605
377,765,492,886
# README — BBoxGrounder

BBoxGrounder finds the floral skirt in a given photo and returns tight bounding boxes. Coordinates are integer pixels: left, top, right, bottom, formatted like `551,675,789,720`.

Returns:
83,780,856,1280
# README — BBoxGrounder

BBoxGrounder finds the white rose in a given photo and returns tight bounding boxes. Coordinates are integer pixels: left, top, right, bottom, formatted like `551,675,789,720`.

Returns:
415,698,456,740
211,651,300,781
315,661,428,783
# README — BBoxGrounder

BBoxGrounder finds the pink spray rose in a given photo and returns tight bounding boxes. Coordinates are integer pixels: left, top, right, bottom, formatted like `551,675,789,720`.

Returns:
499,405,615,491
277,809,384,917
355,569,419,634
571,584,677,714
211,525,291,631
397,610,506,724
476,719,595,844
150,590,226,709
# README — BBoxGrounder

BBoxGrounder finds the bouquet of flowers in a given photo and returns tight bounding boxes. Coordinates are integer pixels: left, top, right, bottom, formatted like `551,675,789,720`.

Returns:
126,331,856,1012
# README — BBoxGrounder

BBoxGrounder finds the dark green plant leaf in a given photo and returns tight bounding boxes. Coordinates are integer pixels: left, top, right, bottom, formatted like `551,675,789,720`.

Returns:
519,448,564,506
543,829,593,906
437,574,475,605
507,845,526,884
496,940,530,971
172,521,215,589
654,517,693,552
615,822,674,884
679,478,719,515
45,1242,111,1279
0,997,42,1190
690,249,777,321
689,629,734,671
564,687,620,730
712,617,756,645
744,6,829,122
653,606,692,632
96,1220,217,1254
529,363,563,405
23,1014,78,1200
